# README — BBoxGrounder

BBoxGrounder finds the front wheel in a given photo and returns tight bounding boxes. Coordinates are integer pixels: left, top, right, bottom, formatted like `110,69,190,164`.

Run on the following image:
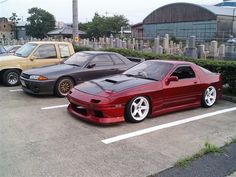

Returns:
54,77,74,97
2,69,21,86
125,96,150,123
202,86,217,108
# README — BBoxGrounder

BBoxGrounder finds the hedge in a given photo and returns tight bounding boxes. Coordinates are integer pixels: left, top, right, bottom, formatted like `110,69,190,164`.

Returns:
73,45,93,52
74,47,236,94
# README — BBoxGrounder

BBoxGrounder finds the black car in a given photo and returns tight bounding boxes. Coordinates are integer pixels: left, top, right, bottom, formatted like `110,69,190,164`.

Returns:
20,51,140,97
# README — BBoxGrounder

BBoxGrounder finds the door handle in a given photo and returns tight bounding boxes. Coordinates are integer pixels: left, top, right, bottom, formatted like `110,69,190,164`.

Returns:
193,81,198,84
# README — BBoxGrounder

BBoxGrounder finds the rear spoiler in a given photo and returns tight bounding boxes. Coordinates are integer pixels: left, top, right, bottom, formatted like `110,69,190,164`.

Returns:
126,57,145,63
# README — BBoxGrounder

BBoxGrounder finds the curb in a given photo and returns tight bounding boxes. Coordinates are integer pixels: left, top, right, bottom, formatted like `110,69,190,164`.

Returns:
222,95,236,103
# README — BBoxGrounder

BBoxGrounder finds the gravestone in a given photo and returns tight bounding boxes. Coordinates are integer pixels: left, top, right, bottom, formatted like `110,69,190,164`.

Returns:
219,44,225,58
197,45,206,59
210,41,218,58
184,36,198,59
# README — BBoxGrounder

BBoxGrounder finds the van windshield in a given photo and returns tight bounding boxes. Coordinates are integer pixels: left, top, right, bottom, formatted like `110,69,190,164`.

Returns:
15,43,38,58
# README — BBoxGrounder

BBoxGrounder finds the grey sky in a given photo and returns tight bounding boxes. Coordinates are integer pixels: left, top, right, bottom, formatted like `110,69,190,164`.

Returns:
0,0,221,24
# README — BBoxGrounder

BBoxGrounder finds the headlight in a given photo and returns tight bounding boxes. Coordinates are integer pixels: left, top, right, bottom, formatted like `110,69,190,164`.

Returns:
29,75,48,81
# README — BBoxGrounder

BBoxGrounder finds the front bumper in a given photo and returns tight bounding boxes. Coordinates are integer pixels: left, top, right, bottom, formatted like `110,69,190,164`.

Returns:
67,89,125,124
20,76,56,95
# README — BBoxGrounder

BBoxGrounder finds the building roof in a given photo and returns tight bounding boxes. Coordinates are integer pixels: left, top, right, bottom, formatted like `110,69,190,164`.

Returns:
200,4,236,16
143,2,236,24
215,0,236,7
47,27,86,35
16,21,27,27
131,22,143,28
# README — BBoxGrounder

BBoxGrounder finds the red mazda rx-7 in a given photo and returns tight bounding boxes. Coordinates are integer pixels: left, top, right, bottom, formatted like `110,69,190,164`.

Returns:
67,60,222,124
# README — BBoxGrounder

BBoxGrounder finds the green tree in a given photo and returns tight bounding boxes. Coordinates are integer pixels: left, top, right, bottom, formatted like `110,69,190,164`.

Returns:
80,13,129,39
9,13,21,39
26,7,56,39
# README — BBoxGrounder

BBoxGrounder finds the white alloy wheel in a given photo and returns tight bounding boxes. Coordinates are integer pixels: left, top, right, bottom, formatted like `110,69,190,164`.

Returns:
129,96,150,122
203,86,217,107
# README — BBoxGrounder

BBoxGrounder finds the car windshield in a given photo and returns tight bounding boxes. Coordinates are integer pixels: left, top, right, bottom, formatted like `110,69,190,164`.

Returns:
15,43,38,57
64,53,92,67
124,61,173,81
0,46,6,54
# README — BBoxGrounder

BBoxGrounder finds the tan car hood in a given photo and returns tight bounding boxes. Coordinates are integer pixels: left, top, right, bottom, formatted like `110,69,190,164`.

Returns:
0,55,23,62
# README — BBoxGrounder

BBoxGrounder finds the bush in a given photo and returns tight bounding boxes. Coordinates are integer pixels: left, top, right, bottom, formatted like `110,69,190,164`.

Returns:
74,45,93,52
102,48,236,95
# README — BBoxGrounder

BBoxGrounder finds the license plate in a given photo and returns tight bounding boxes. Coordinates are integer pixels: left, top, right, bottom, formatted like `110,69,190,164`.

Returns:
21,80,26,87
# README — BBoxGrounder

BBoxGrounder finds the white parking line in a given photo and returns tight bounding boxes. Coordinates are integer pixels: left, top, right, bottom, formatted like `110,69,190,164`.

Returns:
9,89,23,92
41,104,68,110
102,107,236,145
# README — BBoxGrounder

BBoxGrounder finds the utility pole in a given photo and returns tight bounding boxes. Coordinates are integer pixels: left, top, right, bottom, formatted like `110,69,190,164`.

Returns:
233,8,236,36
72,0,79,45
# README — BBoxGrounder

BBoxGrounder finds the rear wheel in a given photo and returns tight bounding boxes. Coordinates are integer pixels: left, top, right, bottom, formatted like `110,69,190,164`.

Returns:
125,96,150,123
54,77,74,97
2,69,21,86
202,86,217,108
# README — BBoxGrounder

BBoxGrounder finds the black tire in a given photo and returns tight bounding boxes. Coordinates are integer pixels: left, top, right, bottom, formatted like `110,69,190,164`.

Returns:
54,77,74,97
201,86,217,108
2,69,21,86
125,96,150,123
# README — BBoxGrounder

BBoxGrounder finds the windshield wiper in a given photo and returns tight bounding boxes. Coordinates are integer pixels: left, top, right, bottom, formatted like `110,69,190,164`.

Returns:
124,73,158,81
15,53,23,57
124,74,135,77
143,77,158,81
66,63,81,67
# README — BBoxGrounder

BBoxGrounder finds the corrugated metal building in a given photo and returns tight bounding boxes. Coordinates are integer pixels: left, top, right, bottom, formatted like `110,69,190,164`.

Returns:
142,2,236,41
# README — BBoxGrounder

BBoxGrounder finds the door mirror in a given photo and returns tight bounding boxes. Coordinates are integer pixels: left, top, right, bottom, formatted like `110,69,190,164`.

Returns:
87,63,96,69
167,76,179,83
30,56,36,61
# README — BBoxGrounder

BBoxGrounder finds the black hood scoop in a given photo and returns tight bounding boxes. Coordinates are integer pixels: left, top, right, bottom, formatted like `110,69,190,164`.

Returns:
75,74,155,95
104,78,130,84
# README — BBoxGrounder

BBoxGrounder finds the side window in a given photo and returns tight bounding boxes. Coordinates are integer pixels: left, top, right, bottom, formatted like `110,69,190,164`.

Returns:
171,66,196,79
90,55,114,67
110,54,125,65
59,44,70,58
34,44,57,59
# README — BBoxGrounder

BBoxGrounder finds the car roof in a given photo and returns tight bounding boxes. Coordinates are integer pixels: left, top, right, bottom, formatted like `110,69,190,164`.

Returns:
148,59,193,65
28,41,72,45
81,51,119,55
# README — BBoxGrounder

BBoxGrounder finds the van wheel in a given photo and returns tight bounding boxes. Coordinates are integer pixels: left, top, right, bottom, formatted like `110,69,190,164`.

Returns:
54,77,74,97
3,69,21,86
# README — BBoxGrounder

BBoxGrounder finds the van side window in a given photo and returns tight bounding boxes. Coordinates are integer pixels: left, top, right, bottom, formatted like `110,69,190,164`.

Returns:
34,44,57,59
59,44,70,58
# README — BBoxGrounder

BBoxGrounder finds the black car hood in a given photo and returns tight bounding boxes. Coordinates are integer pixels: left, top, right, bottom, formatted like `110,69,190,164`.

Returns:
23,64,81,76
74,74,155,95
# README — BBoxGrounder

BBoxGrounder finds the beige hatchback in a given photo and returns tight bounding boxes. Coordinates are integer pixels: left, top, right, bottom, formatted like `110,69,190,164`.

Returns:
0,41,75,86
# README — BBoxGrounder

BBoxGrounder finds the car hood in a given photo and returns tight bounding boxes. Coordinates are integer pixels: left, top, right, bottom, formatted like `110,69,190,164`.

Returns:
23,64,81,76
74,74,156,95
0,54,23,61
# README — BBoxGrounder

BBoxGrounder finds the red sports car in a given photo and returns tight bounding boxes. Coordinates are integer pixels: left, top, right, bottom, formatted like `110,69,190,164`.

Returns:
67,60,222,124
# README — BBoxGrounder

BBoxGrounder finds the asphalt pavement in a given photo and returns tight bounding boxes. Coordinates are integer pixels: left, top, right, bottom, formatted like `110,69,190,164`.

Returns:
1,85,236,177
152,143,236,177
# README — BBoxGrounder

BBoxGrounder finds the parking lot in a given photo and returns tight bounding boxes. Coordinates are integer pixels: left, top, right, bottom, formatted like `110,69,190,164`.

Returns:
1,85,236,177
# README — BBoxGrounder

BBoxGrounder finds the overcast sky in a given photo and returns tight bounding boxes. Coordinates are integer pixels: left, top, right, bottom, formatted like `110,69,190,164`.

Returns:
0,0,222,24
